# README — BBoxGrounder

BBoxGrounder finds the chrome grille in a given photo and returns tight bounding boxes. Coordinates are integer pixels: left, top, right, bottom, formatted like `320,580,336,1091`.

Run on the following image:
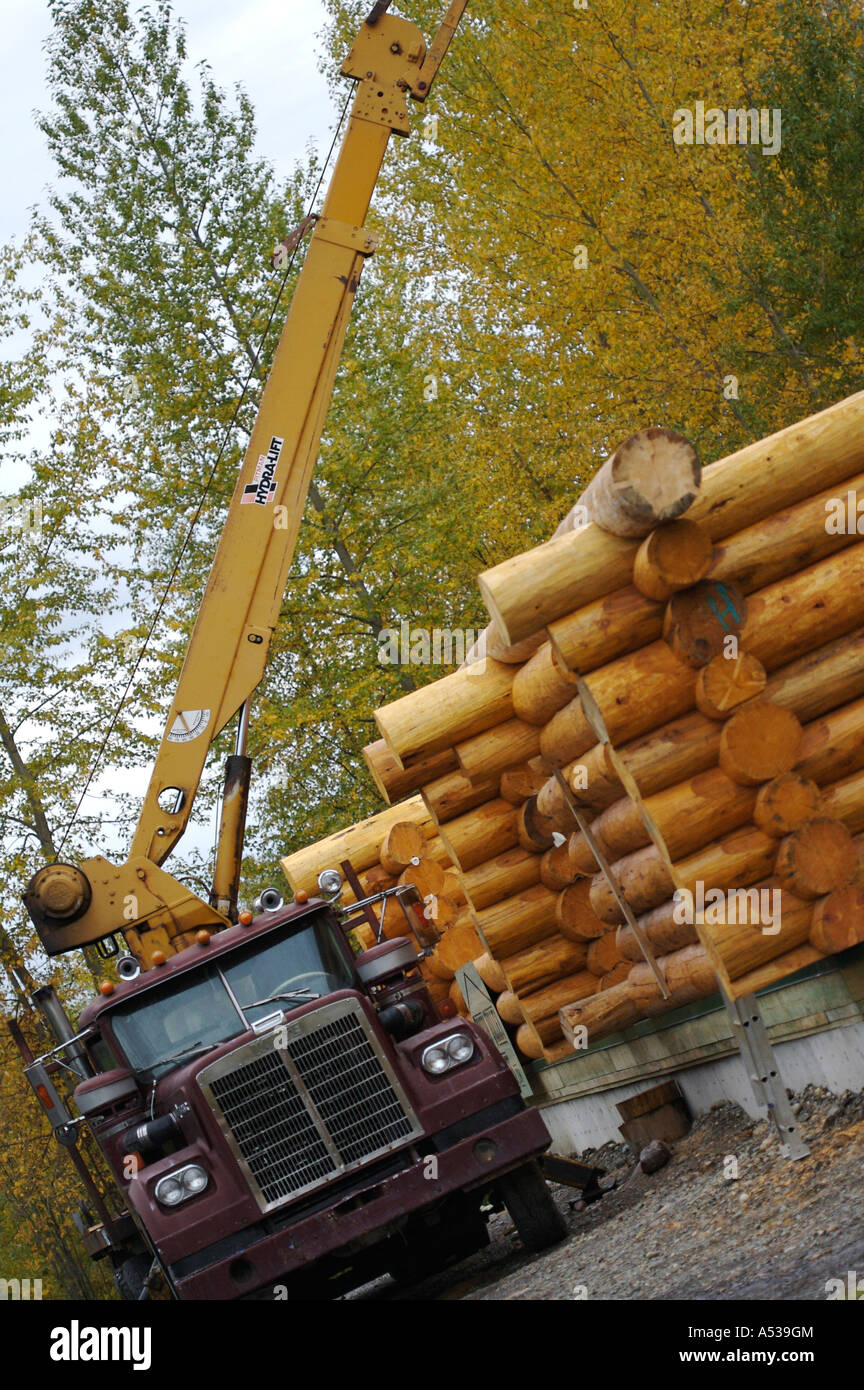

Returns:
198,998,421,1211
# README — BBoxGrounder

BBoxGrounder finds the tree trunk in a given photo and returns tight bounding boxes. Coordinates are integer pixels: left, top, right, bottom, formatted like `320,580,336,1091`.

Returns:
437,798,519,872
379,821,427,874
810,885,864,954
555,879,608,940
422,768,500,824
362,738,457,803
474,883,559,957
462,846,541,910
281,795,433,895
520,969,599,1023
496,990,525,1024
513,642,581,726
474,951,507,993
753,774,822,837
375,657,515,764
517,797,558,852
502,933,589,994
578,428,701,537
456,717,541,782
718,702,803,785
616,900,699,962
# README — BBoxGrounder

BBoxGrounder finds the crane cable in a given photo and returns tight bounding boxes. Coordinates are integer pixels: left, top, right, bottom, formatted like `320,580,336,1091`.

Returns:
56,84,355,859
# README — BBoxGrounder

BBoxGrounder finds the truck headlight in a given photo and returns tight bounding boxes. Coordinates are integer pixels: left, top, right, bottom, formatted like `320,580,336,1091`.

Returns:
421,1033,474,1075
154,1163,209,1207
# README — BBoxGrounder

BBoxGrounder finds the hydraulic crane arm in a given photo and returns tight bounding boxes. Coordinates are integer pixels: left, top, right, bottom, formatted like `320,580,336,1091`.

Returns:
23,3,469,970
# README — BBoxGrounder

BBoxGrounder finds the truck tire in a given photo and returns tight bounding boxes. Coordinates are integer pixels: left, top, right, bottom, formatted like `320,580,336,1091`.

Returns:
496,1160,568,1254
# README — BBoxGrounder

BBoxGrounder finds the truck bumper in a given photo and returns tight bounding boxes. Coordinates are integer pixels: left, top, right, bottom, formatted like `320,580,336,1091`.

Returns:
168,1096,550,1299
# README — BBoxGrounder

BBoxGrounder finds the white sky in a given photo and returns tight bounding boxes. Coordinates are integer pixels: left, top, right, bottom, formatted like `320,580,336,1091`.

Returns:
0,0,337,245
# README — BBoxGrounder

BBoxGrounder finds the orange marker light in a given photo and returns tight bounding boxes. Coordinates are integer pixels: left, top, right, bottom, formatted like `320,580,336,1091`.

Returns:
36,1083,53,1108
238,910,253,926
151,951,167,966
195,929,211,946
295,890,309,904
99,981,115,997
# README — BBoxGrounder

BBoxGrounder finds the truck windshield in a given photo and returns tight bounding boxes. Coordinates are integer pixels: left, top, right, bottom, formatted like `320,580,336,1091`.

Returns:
110,914,354,1078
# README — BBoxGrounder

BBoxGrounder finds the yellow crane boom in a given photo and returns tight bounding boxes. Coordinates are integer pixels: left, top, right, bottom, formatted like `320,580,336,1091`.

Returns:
23,2,469,970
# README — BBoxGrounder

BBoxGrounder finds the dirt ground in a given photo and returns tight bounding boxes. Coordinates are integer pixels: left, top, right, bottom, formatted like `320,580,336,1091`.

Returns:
353,1084,864,1302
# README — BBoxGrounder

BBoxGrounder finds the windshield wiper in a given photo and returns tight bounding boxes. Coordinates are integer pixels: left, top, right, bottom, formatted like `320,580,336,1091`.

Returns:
157,1039,220,1070
242,989,320,1012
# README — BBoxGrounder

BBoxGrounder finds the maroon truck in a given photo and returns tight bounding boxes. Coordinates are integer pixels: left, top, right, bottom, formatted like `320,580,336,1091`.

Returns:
27,882,563,1300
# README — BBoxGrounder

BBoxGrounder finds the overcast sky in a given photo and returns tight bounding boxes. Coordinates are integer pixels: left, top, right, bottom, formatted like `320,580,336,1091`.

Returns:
0,0,338,246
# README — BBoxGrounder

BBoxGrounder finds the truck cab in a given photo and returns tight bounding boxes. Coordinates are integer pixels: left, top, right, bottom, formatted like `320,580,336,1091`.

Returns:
70,891,561,1299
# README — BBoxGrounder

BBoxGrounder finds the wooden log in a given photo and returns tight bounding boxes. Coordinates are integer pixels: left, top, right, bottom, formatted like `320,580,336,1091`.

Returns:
810,885,864,954
441,871,467,906
422,768,500,824
462,846,541,911
434,918,485,974
473,952,507,993
796,695,864,787
753,775,822,838
362,739,457,804
520,970,600,1023
567,628,864,809
576,428,700,537
374,658,515,764
379,822,427,874
560,981,641,1046
728,943,824,1000
600,962,632,989
616,901,699,963
437,798,518,872
540,841,581,890
398,859,446,897
590,845,676,924
699,881,813,982
591,768,756,864
695,652,766,719
502,934,589,994
517,797,558,852
449,978,468,1015
718,702,803,786
424,973,453,1004
481,392,864,646
774,819,858,900
500,760,549,805
456,718,541,783
512,642,581,726
663,580,747,668
496,990,525,1024
423,894,460,930
821,768,864,835
628,944,718,1003
633,519,713,600
281,796,433,895
587,931,626,977
548,473,864,679
555,879,608,940
475,883,559,957
742,543,864,670
568,827,606,876
461,619,546,667
515,1024,546,1059
359,864,397,894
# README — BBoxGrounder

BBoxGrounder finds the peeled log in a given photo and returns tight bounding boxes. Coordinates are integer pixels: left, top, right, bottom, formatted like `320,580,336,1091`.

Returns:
449,978,467,1015
600,962,632,989
441,871,467,906
628,944,718,1003
633,519,713,601
281,796,434,896
696,652,766,719
719,702,803,786
423,894,460,930
555,879,608,941
700,881,812,981
590,846,675,924
617,901,699,963
438,799,518,872
729,943,824,1000
753,775,822,838
482,392,864,647
433,919,484,975
797,695,864,787
462,846,541,911
590,768,756,864
512,642,581,727
496,990,525,1025
810,885,864,954
474,951,507,993
520,970,599,1023
549,473,864,680
374,658,514,764
363,739,457,804
663,580,747,668
587,931,626,976
422,768,500,824
540,841,581,891
502,934,589,994
578,429,700,537
821,768,864,835
456,718,541,783
379,822,427,874
500,760,548,805
559,981,640,1046
515,1024,546,1060
474,883,559,957
774,819,858,900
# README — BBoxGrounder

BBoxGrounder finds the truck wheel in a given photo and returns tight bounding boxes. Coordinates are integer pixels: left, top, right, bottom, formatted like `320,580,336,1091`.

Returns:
114,1254,153,1301
496,1160,568,1254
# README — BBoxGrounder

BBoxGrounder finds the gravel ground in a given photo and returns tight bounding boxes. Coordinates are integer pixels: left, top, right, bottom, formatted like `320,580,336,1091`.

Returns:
353,1085,864,1302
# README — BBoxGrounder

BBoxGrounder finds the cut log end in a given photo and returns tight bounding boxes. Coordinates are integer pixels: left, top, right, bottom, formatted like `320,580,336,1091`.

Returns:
663,580,747,668
810,885,864,954
581,428,701,539
379,821,427,874
695,651,767,719
753,773,822,838
775,819,858,900
719,701,804,786
632,518,713,601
